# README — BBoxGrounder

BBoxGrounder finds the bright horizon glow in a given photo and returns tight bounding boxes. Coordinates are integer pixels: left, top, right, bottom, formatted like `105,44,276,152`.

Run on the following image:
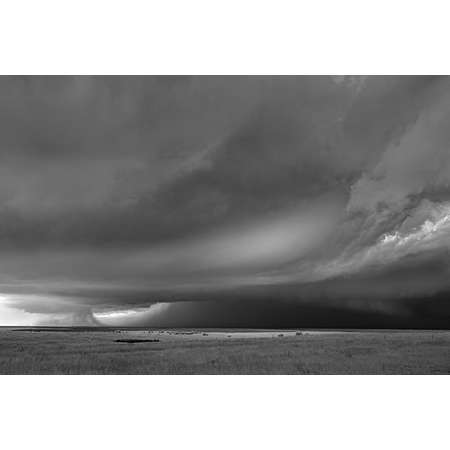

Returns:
0,295,37,326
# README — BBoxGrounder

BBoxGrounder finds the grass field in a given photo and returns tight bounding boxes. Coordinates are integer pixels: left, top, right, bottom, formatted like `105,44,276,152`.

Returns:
0,328,449,374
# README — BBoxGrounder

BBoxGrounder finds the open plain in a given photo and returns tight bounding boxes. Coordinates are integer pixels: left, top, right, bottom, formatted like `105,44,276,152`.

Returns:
0,328,449,374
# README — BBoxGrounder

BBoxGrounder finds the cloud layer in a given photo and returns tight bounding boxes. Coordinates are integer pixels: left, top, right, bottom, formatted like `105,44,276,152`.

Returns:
1,76,450,327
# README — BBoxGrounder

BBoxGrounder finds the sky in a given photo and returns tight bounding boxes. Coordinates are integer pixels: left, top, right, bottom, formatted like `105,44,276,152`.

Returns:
1,75,450,328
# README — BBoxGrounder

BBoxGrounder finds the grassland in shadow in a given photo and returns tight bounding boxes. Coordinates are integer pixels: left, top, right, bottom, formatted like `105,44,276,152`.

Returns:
0,329,449,374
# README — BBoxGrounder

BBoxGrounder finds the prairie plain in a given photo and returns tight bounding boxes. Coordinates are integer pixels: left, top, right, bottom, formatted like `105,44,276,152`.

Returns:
0,328,449,374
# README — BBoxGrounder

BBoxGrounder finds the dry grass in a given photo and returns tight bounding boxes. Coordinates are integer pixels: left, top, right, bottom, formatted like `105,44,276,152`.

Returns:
0,329,449,374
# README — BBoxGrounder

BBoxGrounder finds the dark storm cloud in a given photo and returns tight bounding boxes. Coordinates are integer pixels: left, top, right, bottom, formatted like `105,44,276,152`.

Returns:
1,75,450,327
0,75,439,247
0,75,413,248
100,295,450,329
0,76,261,247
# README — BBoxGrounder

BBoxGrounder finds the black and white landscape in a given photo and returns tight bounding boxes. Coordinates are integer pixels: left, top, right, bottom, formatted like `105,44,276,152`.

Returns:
0,75,450,374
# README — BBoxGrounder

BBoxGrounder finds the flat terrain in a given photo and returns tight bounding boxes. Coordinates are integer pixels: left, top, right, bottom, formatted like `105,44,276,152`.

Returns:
0,328,449,374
